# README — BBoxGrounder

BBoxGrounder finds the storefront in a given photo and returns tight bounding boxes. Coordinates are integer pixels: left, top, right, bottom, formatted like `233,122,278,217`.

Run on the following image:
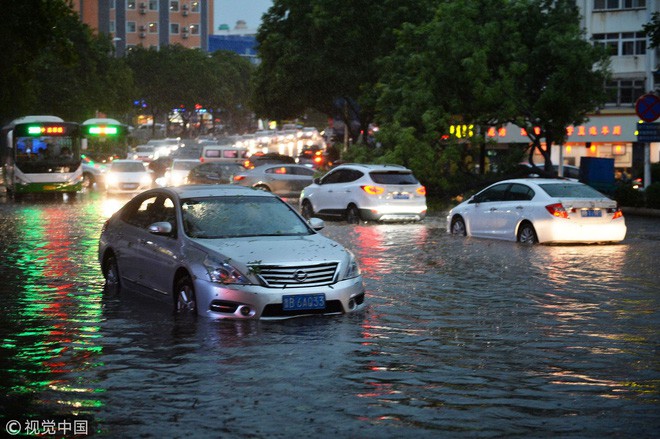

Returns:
486,113,659,176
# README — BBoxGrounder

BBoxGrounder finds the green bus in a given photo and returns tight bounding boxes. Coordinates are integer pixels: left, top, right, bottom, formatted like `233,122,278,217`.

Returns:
1,115,82,199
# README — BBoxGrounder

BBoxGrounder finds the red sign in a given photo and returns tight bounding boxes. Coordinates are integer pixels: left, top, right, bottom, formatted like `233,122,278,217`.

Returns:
635,93,660,123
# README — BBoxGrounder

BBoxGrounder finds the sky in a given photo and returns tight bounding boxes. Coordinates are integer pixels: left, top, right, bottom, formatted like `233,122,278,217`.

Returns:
214,0,273,33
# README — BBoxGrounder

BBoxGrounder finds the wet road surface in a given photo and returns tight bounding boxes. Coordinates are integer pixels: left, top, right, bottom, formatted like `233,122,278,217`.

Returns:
0,192,658,437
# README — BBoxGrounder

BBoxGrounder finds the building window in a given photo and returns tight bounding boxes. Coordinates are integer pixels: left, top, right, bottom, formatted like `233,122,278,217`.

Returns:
127,21,137,33
189,24,200,35
605,78,646,106
149,0,158,11
170,1,179,12
191,1,200,13
110,0,116,9
110,21,116,33
148,22,158,33
593,32,647,56
127,0,136,9
594,0,646,10
170,23,180,34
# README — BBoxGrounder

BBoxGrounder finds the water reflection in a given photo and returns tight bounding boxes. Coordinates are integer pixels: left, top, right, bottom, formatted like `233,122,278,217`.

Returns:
1,200,105,421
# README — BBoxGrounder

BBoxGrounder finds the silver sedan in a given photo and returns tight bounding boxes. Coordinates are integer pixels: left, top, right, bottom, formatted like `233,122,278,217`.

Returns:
98,185,366,319
232,164,316,198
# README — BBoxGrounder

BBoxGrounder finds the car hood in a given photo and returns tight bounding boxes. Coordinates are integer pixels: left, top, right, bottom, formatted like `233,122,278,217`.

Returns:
191,233,350,267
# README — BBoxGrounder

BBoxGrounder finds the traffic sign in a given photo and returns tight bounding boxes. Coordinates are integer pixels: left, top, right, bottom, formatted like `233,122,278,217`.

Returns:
637,122,660,142
635,93,660,122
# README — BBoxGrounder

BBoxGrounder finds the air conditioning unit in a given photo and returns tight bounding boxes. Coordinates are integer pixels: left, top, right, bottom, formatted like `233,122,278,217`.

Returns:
139,25,146,31
182,32,188,39
182,10,188,16
140,2,146,8
182,4,189,10
139,9,146,14
139,32,146,38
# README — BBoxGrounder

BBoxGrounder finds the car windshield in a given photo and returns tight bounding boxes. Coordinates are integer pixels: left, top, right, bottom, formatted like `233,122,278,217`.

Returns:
111,162,146,172
538,183,606,198
181,196,312,238
369,171,418,185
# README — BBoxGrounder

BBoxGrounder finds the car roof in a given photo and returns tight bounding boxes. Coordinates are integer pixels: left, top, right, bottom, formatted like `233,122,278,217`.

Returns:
496,178,583,186
334,163,410,171
112,159,144,164
249,163,312,171
166,185,276,199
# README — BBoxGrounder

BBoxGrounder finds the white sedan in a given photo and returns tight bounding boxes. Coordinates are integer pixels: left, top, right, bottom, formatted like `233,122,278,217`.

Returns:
447,178,626,244
105,159,153,194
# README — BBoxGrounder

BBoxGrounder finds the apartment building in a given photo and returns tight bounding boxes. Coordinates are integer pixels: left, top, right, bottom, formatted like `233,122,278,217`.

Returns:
72,0,213,55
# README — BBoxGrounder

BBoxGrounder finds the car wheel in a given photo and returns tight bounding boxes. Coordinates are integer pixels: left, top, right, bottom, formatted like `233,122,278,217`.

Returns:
450,216,467,236
254,184,271,192
103,253,121,290
82,173,95,189
517,222,538,244
346,204,361,224
175,275,197,314
301,200,314,219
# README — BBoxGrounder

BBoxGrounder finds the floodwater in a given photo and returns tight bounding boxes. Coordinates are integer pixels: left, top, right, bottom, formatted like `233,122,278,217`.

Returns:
0,192,658,438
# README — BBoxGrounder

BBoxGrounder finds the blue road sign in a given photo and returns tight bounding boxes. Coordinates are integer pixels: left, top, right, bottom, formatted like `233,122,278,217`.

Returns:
635,94,660,123
637,122,660,142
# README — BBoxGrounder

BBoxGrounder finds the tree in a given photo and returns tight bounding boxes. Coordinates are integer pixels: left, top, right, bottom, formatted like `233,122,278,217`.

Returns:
643,12,660,49
127,46,254,137
251,0,434,143
375,0,609,191
0,1,134,124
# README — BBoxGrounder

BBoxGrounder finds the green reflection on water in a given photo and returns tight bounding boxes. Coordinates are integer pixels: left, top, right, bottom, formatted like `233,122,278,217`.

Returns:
2,202,106,418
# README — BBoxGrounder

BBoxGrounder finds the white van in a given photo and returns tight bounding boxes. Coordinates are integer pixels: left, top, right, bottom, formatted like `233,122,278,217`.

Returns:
200,145,248,164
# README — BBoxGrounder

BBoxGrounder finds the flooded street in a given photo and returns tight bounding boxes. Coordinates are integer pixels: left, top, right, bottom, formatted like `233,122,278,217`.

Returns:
1,192,658,437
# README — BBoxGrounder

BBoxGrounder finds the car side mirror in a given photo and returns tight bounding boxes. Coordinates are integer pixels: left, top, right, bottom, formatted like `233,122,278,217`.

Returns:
313,177,321,184
308,217,325,231
148,221,173,235
468,196,478,204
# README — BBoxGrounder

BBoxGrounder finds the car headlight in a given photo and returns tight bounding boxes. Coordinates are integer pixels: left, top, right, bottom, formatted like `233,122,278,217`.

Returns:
204,256,250,285
341,251,361,280
106,173,118,185
141,174,152,185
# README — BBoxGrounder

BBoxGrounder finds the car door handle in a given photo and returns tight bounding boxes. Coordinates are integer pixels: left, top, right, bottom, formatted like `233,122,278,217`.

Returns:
489,207,497,212
516,206,524,210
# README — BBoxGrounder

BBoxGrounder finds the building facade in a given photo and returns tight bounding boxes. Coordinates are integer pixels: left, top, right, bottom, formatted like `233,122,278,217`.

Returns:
72,0,214,55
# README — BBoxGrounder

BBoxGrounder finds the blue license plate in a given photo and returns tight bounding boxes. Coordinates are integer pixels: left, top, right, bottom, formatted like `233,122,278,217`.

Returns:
282,294,326,311
581,209,602,218
393,193,410,200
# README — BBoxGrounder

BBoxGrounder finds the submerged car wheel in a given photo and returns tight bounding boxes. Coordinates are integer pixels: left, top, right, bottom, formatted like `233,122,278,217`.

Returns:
175,276,197,313
301,200,314,219
346,204,361,224
103,253,121,290
517,222,538,244
451,216,467,236
254,184,271,192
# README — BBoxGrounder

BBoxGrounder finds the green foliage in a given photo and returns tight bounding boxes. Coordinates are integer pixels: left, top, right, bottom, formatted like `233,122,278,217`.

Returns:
642,12,660,49
0,1,134,123
126,46,254,134
252,0,435,139
644,183,660,209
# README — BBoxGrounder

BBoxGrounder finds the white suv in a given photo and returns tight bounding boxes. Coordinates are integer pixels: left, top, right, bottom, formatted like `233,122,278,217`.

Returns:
300,164,427,223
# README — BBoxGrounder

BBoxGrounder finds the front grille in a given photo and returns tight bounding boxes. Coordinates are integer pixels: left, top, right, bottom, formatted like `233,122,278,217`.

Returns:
261,300,344,317
253,262,338,288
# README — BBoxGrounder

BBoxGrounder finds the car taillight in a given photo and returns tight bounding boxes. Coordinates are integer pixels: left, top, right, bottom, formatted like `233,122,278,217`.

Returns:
416,186,426,196
199,157,205,163
233,175,246,181
545,203,568,218
608,207,623,219
361,185,385,195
